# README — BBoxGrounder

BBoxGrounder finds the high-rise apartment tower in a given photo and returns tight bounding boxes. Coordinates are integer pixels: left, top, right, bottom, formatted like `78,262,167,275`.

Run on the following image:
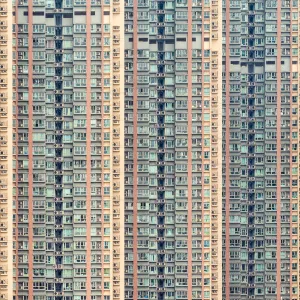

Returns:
13,0,124,299
223,0,299,299
124,0,222,299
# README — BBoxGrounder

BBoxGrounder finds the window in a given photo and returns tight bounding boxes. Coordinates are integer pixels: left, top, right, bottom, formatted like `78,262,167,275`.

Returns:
74,24,86,33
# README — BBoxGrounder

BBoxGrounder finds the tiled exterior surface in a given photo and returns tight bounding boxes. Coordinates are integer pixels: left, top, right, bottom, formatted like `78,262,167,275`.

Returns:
222,0,299,299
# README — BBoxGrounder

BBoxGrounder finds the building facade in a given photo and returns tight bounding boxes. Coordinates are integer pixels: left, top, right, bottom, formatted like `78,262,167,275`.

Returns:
7,0,300,299
2,0,300,299
124,0,222,299
223,0,299,299
10,0,223,299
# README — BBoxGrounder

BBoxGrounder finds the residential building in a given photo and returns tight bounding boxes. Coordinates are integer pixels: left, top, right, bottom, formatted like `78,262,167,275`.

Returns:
13,0,124,299
11,0,223,298
124,0,222,299
223,1,299,299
